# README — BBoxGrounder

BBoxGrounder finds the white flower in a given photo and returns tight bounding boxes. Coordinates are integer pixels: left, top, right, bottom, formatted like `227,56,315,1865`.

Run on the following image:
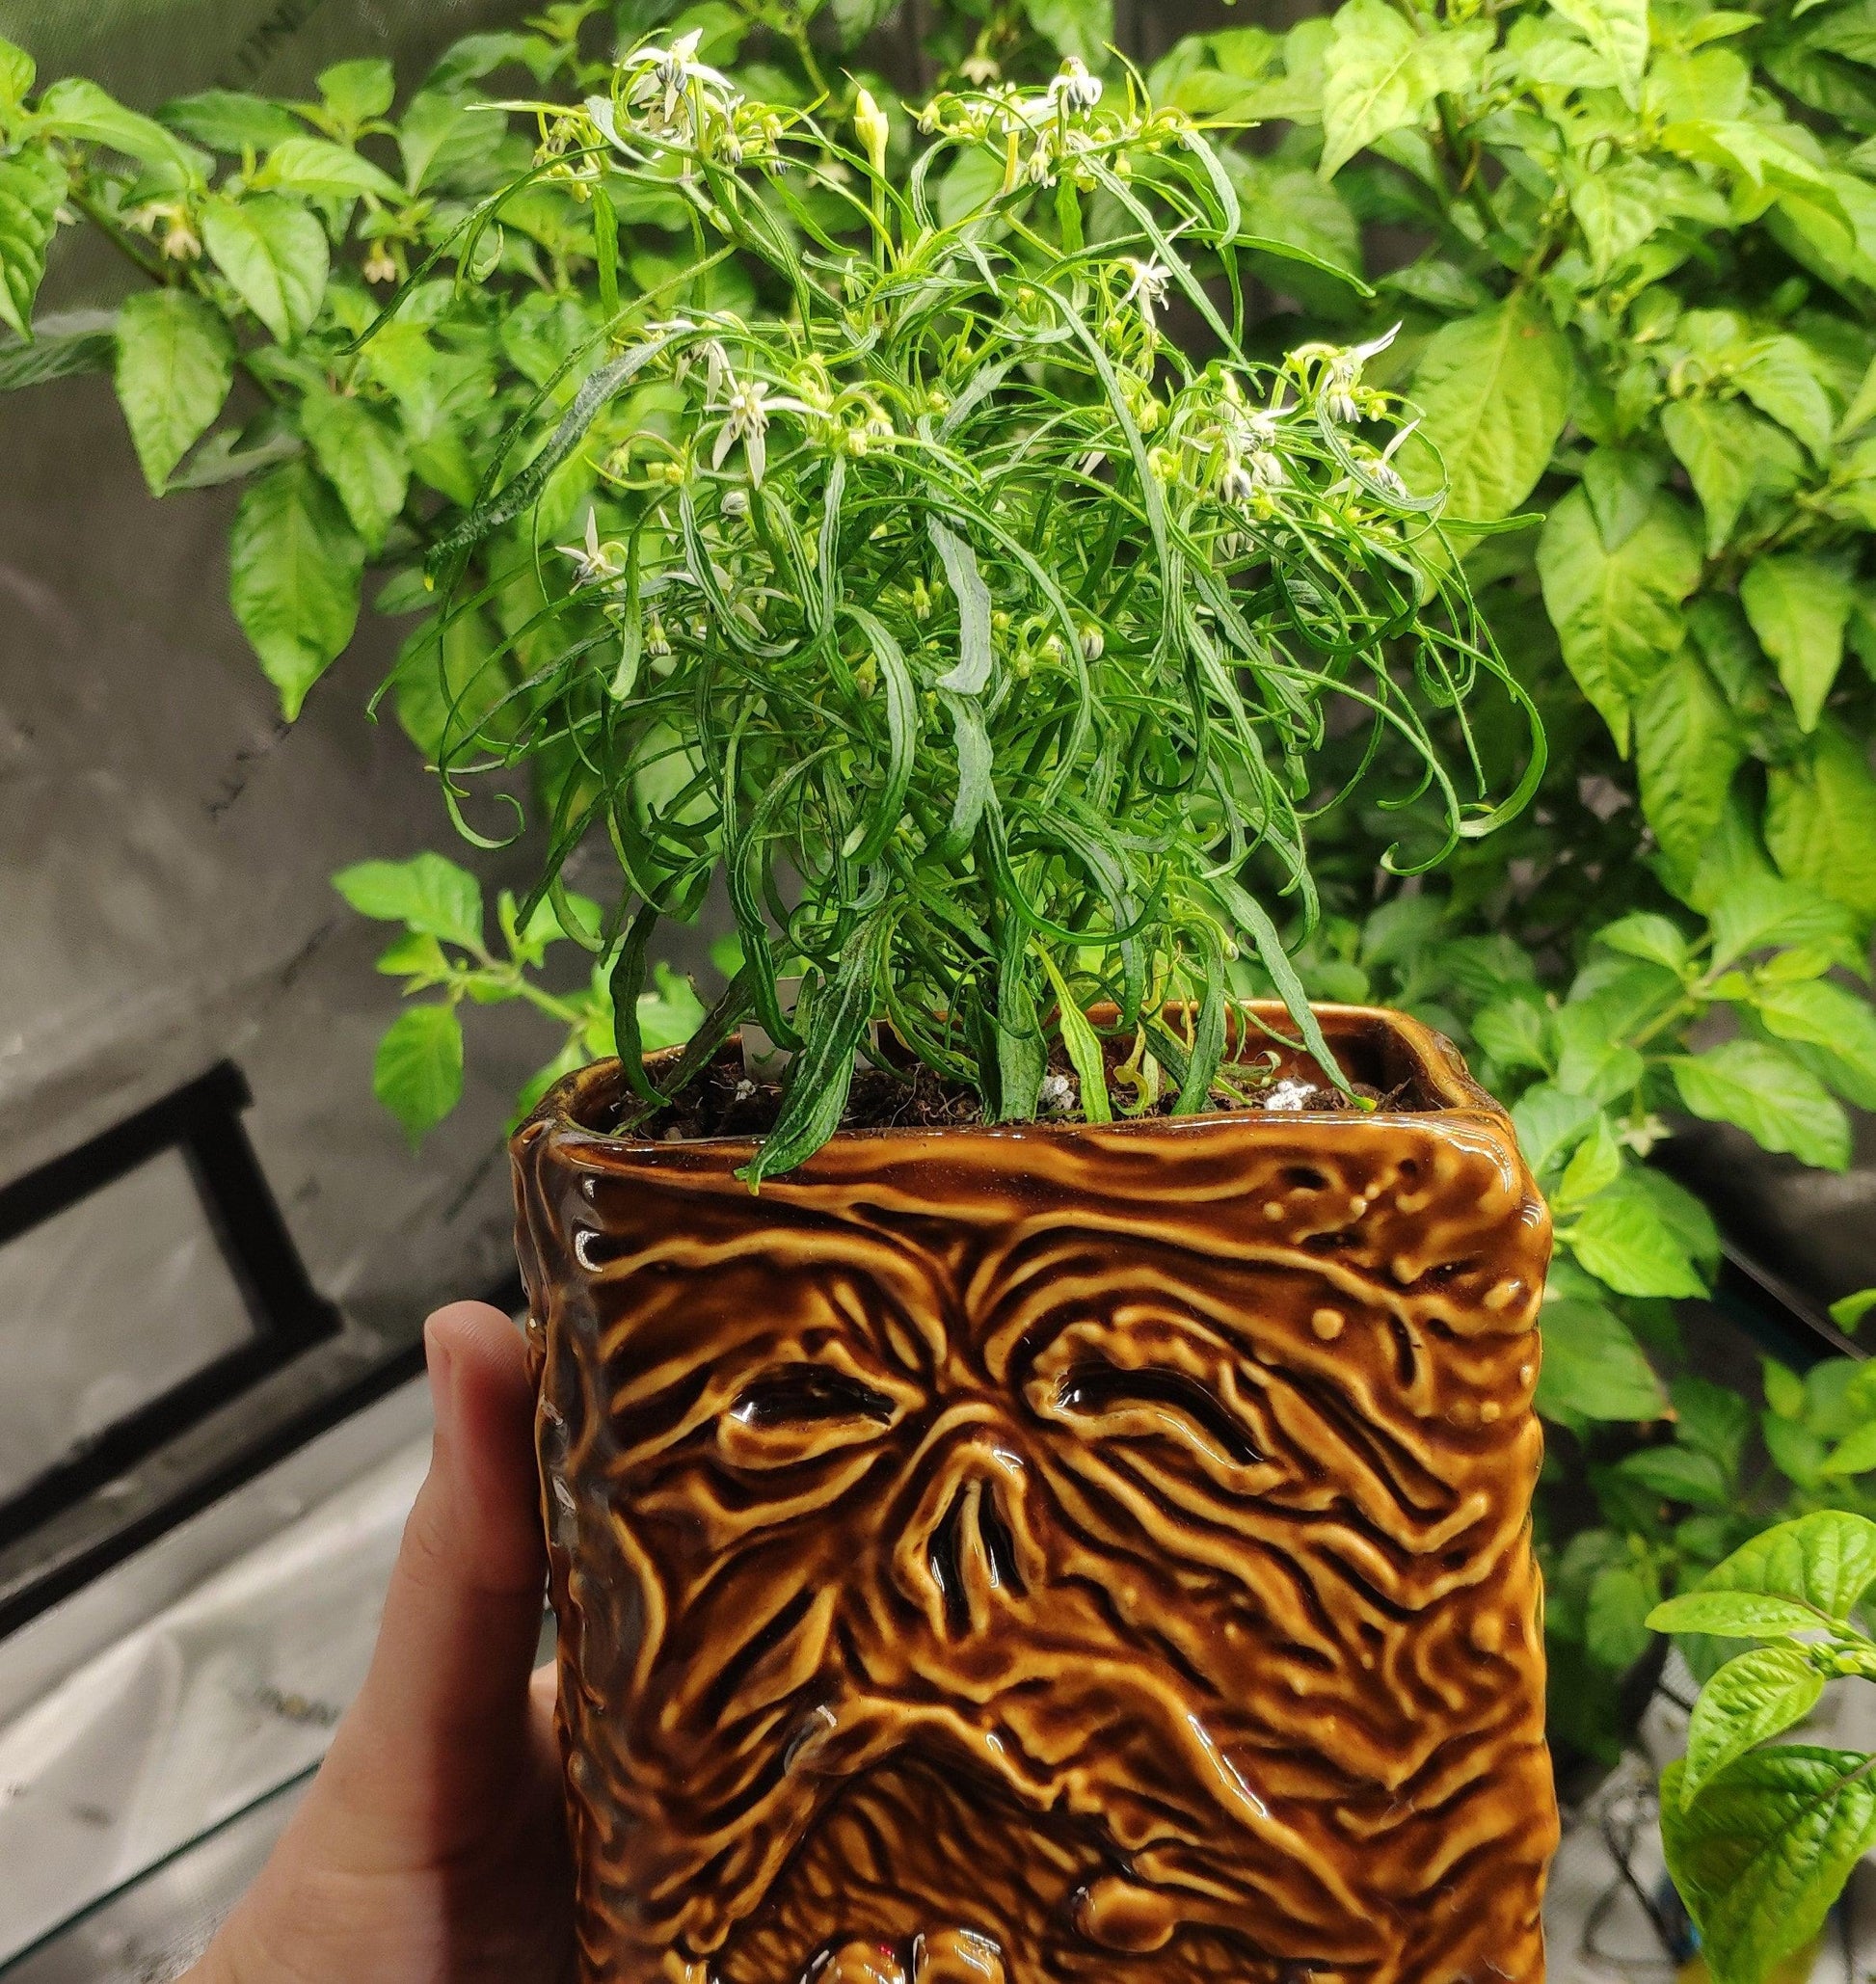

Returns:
619,30,737,132
960,50,1002,86
1048,55,1104,114
1122,257,1173,325
1322,323,1400,424
557,510,625,589
710,375,807,488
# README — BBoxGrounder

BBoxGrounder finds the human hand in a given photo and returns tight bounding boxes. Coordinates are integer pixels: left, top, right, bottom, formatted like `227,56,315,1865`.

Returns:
188,1302,575,1984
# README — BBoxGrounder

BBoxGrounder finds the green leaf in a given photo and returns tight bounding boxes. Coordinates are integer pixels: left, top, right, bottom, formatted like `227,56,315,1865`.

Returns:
1635,647,1745,890
1513,1082,1600,1179
1672,1039,1852,1170
299,388,410,551
1040,952,1112,1124
1662,398,1792,555
1555,1114,1623,1207
0,35,34,106
0,309,115,390
334,852,485,950
1832,1289,1876,1334
1548,0,1650,101
159,90,304,153
1023,0,1114,67
1764,723,1876,926
1741,553,1855,733
1403,295,1572,523
374,930,448,979
1473,996,1552,1073
0,144,67,342
1736,336,1837,462
1318,0,1475,179
1567,1177,1707,1297
1766,1356,1809,1419
372,1003,465,1146
261,134,406,203
1648,1590,1831,1636
1588,1561,1657,1669
201,195,330,346
1595,912,1692,971
37,77,203,174
318,58,395,127
833,0,899,46
1698,1509,1876,1621
228,460,364,720
1569,161,1663,279
1660,1748,1876,1984
112,289,234,496
1538,1298,1669,1423
1710,874,1859,971
639,962,707,1052
1617,1442,1733,1509
398,88,506,194
1681,1646,1829,1805
1537,484,1703,755
1752,979,1876,1110
1823,1419,1876,1476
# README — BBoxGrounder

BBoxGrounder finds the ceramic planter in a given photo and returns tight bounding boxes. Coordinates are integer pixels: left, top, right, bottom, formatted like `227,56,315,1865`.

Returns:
511,1002,1558,1984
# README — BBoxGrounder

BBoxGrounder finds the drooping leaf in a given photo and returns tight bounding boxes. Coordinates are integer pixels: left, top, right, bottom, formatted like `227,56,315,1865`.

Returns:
262,134,406,203
1752,978,1876,1110
201,194,330,346
1662,397,1798,554
1673,1039,1851,1170
1588,1561,1657,1669
1635,646,1745,890
1537,484,1703,754
300,387,411,550
1765,723,1876,926
1660,1748,1876,1984
1538,1298,1670,1423
159,90,304,152
373,1003,466,1146
113,289,235,495
0,144,67,343
228,459,365,720
1679,1645,1828,1805
37,76,204,174
1740,552,1855,732
1403,294,1572,523
334,852,485,951
1568,1180,1707,1298
1710,873,1859,970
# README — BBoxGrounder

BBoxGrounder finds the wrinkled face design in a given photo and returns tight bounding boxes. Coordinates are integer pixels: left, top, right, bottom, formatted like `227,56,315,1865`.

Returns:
517,1090,1558,1984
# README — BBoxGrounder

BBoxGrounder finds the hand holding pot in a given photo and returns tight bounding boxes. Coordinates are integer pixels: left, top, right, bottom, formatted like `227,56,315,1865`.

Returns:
187,1302,575,1984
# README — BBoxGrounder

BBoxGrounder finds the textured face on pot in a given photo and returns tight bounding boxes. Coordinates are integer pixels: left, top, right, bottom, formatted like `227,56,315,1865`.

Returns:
513,1016,1558,1984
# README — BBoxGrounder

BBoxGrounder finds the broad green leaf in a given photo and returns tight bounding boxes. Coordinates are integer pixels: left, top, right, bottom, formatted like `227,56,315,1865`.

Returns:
1736,336,1837,461
1512,1082,1600,1178
1765,723,1876,925
1617,1442,1732,1509
1473,996,1552,1074
1319,0,1485,178
1555,1113,1624,1207
1595,911,1692,971
0,309,115,390
1569,162,1662,277
317,58,394,127
1403,295,1572,522
1548,0,1649,101
638,961,707,1051
0,35,34,106
375,930,448,979
1537,484,1703,754
201,195,330,346
1681,1645,1828,1805
1673,1039,1851,1170
1699,1508,1876,1620
0,144,66,342
1538,1298,1669,1423
1710,873,1859,970
1567,1178,1706,1298
159,90,303,153
1741,553,1855,732
228,460,364,720
1660,1748,1876,1984
1823,1419,1876,1476
1553,1002,1647,1103
262,134,406,203
1023,0,1114,67
1635,647,1745,889
1689,592,1764,704
1588,1561,1657,1669
1753,979,1876,1109
373,1003,465,1146
1662,397,1794,554
1765,1356,1809,1419
398,88,505,193
1648,1591,1830,1636
834,0,899,46
113,290,234,495
1630,1163,1722,1276
37,77,203,174
300,388,410,550
333,851,485,950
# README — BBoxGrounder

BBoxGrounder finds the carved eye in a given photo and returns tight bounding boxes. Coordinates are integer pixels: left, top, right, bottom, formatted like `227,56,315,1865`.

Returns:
717,1364,904,1468
1052,1363,1263,1469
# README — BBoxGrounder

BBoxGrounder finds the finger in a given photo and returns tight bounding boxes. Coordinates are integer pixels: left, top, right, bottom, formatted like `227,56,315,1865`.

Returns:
300,1300,546,1867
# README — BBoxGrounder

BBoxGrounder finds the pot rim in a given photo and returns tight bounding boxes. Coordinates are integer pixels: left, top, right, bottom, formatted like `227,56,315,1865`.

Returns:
520,999,1509,1159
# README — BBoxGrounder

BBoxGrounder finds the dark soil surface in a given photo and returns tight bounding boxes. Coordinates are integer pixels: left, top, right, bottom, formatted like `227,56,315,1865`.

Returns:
626,1043,1409,1142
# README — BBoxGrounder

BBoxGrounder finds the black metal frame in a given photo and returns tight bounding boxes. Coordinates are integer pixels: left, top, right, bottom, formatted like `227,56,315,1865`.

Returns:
0,1062,342,1551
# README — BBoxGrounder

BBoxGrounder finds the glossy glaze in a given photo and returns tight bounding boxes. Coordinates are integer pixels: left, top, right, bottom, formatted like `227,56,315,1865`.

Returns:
511,1004,1559,1984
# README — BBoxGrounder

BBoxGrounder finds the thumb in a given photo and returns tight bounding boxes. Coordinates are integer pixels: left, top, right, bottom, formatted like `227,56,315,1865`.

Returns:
295,1300,547,1870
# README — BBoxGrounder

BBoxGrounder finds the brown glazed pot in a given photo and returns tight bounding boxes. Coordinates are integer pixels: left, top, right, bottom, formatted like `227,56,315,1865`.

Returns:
510,1002,1560,1984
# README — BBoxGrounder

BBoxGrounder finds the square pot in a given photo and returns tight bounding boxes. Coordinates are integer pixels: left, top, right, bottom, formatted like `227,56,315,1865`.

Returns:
511,1002,1558,1984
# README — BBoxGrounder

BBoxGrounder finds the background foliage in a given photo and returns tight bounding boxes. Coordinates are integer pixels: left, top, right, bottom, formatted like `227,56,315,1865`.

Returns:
7,0,1876,1974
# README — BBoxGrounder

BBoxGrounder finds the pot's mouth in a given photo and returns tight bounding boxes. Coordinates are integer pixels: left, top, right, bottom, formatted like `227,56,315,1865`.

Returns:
548,1000,1492,1146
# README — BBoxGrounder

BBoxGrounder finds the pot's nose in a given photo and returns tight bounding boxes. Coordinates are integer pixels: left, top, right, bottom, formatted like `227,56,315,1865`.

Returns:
889,1431,1042,1640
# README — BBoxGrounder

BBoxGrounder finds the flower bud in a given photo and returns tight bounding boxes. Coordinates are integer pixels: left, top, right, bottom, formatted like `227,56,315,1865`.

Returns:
854,88,891,178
